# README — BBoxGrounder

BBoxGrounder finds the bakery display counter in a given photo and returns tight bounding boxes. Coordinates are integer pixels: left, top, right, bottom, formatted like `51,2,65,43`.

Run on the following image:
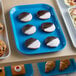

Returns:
0,0,75,67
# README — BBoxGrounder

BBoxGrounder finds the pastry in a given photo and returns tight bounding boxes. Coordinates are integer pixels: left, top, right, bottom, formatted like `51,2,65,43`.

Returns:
0,40,7,57
0,23,4,33
22,24,36,35
65,0,76,6
59,59,70,71
25,38,41,49
60,59,70,67
70,8,76,26
18,12,32,22
11,65,25,76
41,22,56,32
45,36,60,47
37,10,51,20
0,67,5,76
45,61,56,73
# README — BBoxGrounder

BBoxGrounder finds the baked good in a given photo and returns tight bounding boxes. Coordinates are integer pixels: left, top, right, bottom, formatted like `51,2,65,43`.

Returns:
45,36,60,47
41,22,56,32
11,65,25,76
25,38,41,49
65,0,76,6
61,59,70,66
22,24,36,35
70,8,76,26
59,59,70,71
0,67,5,76
0,23,4,33
0,40,7,57
45,61,56,73
18,12,32,22
37,10,51,20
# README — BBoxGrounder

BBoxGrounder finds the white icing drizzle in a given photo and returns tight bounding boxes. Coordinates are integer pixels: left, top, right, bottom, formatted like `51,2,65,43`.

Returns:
72,9,76,15
14,66,22,72
72,15,76,19
47,38,60,47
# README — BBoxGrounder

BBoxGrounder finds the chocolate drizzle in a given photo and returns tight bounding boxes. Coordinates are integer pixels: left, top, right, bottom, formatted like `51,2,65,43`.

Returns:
74,0,76,2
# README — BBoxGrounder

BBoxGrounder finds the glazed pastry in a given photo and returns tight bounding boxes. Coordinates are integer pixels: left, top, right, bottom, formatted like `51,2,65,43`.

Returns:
70,8,76,26
18,12,32,22
41,22,56,32
11,65,25,76
37,10,51,20
22,24,36,35
59,59,70,71
65,0,76,6
61,59,70,66
0,23,4,33
45,61,56,73
0,40,7,57
0,67,5,76
25,38,41,49
45,36,60,47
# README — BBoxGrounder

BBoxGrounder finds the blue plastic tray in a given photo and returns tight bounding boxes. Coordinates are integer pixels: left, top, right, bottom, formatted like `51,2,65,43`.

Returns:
9,4,66,54
5,64,33,76
37,59,76,76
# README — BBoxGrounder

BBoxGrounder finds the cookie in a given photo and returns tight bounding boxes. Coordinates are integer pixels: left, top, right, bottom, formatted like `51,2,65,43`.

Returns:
45,36,60,47
41,22,56,32
22,24,36,35
37,10,51,20
45,61,56,73
25,38,41,49
0,40,7,57
18,12,32,22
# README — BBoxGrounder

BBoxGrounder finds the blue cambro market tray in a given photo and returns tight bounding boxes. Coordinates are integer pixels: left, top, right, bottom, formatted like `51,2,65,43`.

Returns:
37,59,76,76
9,4,66,54
5,64,33,76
